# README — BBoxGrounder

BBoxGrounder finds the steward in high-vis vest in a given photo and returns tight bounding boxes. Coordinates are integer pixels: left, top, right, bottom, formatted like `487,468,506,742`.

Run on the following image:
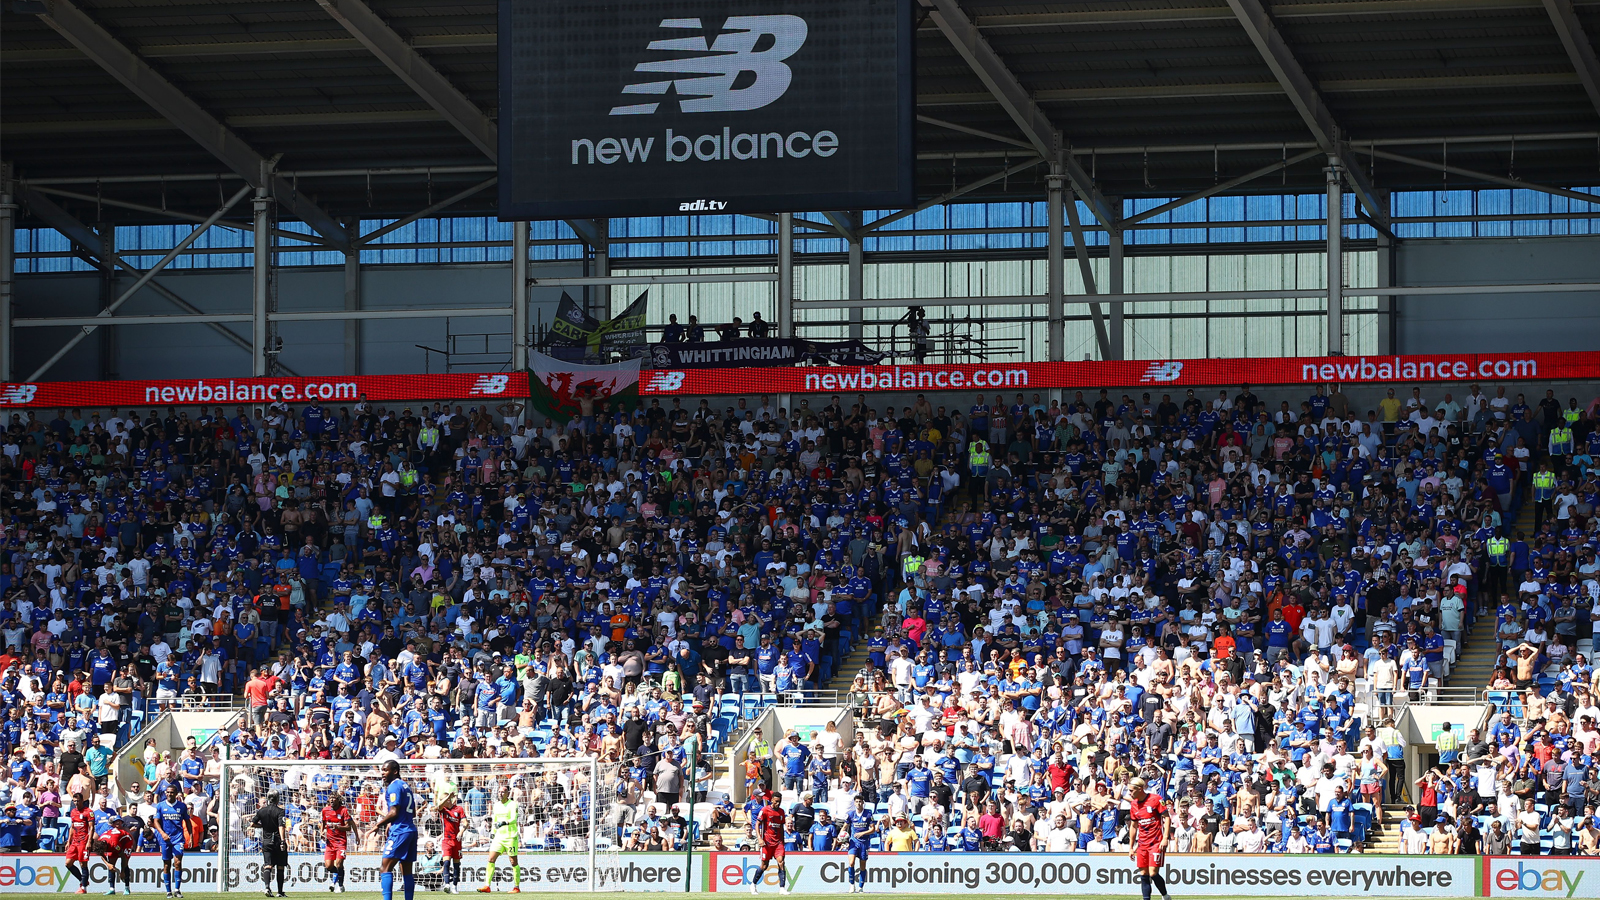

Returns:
418,423,440,457
1549,424,1574,456
1486,535,1510,599
1487,536,1509,566
1532,464,1558,530
968,439,991,477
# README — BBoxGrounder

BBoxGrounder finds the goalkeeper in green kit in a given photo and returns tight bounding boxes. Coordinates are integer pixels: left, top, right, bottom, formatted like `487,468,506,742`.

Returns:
476,785,521,894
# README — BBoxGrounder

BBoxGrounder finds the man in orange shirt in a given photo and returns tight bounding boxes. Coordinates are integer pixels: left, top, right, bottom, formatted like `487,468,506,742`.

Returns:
1211,632,1236,661
244,669,274,726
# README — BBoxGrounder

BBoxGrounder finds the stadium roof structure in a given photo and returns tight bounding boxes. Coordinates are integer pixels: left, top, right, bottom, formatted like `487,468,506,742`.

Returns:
6,0,1600,235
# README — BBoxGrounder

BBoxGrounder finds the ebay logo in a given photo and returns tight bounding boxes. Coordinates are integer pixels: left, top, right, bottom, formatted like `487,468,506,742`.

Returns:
1494,863,1585,898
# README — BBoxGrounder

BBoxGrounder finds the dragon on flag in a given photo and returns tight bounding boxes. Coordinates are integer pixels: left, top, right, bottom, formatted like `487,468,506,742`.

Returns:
528,351,641,421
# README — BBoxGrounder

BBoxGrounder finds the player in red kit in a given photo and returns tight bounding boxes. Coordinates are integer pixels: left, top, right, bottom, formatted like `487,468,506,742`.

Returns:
1127,777,1171,900
749,794,789,895
92,818,138,896
322,794,359,893
437,795,466,893
65,796,94,894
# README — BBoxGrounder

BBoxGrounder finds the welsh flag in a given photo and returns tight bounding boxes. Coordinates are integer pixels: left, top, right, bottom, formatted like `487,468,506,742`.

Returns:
528,350,641,422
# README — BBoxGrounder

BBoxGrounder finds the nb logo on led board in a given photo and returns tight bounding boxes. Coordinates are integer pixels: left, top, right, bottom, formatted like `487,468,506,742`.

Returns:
610,16,808,116
470,375,510,395
1140,362,1184,383
0,384,38,405
646,371,687,392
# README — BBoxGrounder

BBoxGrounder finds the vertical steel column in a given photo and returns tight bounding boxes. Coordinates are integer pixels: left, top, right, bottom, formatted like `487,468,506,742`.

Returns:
512,220,530,370
0,165,14,382
591,218,610,321
847,222,864,341
1046,164,1065,362
1326,159,1344,355
1374,190,1395,354
251,181,271,376
777,212,794,339
343,234,361,375
98,227,116,378
1108,223,1126,361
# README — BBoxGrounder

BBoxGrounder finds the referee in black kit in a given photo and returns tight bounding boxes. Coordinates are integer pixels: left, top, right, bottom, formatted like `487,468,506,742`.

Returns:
251,790,290,898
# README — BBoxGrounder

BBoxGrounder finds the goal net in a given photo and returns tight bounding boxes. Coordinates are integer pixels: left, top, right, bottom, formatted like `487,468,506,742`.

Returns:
217,756,620,894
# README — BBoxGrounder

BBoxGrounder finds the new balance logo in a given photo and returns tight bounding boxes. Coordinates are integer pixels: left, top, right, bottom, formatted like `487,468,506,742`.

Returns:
471,375,510,395
0,384,38,405
1139,362,1184,383
646,371,687,392
610,16,808,116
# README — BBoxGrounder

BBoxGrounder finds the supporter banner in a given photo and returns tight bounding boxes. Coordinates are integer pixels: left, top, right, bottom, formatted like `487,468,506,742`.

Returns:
529,350,641,421
0,852,699,893
647,338,886,369
1483,856,1592,897
708,851,1478,896
0,373,525,409
547,292,600,347
638,350,1600,395
595,291,649,355
548,291,649,357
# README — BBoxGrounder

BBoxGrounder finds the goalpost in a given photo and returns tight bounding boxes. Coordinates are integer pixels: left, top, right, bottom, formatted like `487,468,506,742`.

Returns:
216,753,617,894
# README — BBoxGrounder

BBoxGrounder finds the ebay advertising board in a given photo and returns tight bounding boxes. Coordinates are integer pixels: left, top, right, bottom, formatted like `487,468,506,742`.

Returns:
708,851,1479,896
0,852,697,893
1484,857,1594,898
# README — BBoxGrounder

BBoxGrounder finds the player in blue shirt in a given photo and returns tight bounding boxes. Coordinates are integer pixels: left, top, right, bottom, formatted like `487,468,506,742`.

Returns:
374,760,418,900
154,786,189,897
844,795,877,893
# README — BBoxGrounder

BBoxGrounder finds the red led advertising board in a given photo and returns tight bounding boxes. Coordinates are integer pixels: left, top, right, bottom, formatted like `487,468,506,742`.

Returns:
1,351,1596,409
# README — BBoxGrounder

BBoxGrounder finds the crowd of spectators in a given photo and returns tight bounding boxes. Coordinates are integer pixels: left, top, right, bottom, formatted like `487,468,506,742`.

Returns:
0,377,1596,859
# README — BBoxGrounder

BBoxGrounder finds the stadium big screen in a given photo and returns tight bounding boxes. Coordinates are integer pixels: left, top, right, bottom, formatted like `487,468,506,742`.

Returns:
498,0,915,218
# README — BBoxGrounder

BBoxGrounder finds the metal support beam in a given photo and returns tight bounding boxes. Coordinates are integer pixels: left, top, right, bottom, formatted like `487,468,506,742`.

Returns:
1357,148,1600,206
791,281,1600,309
1062,183,1112,359
15,185,287,371
739,213,839,234
26,182,252,381
512,220,530,371
0,165,13,382
34,0,349,251
1222,0,1386,225
862,157,1043,233
1543,0,1600,118
530,273,779,286
96,226,115,378
272,308,514,322
1108,219,1126,361
778,213,795,339
821,211,857,242
848,222,864,341
589,220,611,320
1124,150,1325,225
252,183,271,376
13,313,255,328
915,115,1034,150
1375,191,1395,354
1326,160,1344,355
355,178,497,245
1046,167,1065,362
315,0,498,159
343,239,362,375
920,0,1116,226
